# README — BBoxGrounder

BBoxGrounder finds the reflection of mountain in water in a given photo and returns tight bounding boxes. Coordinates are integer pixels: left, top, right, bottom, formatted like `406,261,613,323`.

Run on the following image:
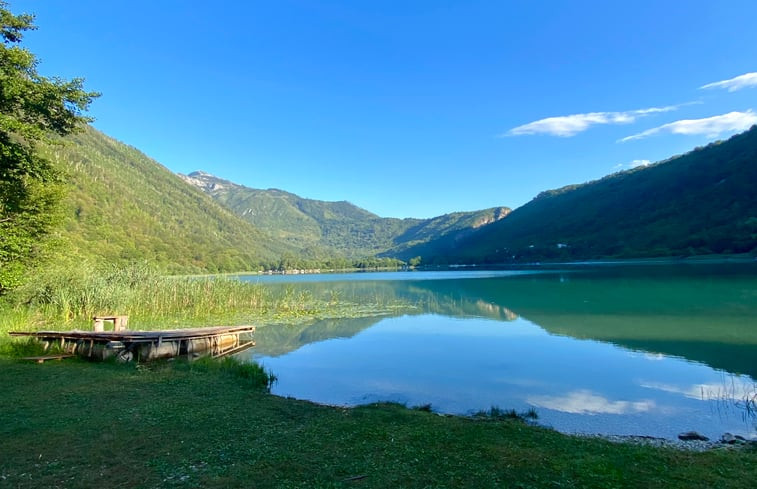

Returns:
253,265,757,379
253,317,383,357
251,280,522,358
410,266,757,379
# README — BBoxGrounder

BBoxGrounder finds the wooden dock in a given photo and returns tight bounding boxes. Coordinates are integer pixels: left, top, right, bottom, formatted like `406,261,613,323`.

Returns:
9,325,255,362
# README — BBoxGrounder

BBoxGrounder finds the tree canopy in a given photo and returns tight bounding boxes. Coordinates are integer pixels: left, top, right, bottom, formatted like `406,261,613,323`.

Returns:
0,1,98,292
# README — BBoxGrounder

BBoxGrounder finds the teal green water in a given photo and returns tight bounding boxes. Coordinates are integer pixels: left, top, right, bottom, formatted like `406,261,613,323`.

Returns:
239,263,757,439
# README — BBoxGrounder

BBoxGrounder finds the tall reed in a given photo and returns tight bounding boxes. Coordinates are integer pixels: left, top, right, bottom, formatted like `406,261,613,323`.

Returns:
6,262,329,331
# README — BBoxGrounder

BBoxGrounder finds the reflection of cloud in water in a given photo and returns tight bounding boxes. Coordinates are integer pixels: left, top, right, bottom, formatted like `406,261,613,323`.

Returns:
473,300,519,320
623,351,665,362
643,353,665,361
640,377,757,401
528,390,656,415
502,306,518,321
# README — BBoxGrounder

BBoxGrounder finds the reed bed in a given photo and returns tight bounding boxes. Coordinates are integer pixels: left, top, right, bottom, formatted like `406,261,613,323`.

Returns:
0,262,339,336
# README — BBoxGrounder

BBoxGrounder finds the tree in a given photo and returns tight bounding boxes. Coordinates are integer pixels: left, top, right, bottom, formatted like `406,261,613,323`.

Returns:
0,1,98,293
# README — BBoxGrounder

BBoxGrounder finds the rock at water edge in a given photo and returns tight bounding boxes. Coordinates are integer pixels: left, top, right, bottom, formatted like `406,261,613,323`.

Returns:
678,431,709,442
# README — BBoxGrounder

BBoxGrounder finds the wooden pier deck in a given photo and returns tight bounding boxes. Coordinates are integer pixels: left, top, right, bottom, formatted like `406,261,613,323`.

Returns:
10,325,255,362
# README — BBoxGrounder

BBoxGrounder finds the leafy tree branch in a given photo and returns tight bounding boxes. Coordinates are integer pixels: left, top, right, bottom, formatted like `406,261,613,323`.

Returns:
0,1,98,293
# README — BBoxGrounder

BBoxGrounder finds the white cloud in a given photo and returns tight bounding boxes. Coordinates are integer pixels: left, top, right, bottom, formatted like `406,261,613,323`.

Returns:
612,159,651,172
619,110,757,142
505,105,679,137
527,390,655,415
700,72,757,92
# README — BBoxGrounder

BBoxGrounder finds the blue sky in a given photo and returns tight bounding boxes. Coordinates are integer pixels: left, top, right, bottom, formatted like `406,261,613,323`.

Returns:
13,0,757,218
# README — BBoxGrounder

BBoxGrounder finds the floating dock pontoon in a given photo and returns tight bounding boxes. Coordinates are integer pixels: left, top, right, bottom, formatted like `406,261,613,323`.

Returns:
9,325,255,362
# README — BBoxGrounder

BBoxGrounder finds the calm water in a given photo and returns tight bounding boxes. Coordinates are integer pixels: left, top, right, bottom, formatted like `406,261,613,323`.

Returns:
238,263,757,440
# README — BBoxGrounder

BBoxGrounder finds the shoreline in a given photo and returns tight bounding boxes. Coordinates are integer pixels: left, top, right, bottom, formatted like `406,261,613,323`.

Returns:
2,358,756,487
171,253,757,280
254,392,757,452
576,433,757,452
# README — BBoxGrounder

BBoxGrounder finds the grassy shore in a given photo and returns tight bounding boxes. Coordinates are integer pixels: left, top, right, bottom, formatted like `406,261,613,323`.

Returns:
0,358,755,488
0,263,407,354
2,265,756,487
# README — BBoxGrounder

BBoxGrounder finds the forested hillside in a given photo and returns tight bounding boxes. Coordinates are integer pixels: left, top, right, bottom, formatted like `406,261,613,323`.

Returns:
30,127,508,274
49,125,757,272
47,127,291,273
181,171,510,259
407,126,757,264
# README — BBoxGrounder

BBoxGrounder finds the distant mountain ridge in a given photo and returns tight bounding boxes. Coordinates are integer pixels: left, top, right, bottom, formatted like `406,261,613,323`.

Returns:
404,126,757,263
179,170,511,259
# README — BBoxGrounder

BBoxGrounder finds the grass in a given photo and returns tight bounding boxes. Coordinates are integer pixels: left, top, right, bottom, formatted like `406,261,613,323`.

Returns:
179,355,277,390
2,265,756,487
0,262,410,353
6,262,308,327
0,358,755,488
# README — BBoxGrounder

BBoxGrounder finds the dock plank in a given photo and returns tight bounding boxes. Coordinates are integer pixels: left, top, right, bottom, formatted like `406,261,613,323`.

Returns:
10,325,255,343
21,354,75,363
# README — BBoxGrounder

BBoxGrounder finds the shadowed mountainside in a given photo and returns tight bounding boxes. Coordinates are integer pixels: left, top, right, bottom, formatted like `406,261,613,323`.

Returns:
403,126,757,264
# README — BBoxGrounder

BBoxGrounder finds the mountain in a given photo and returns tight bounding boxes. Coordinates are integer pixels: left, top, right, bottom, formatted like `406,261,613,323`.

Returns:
180,171,510,259
47,126,292,273
52,124,755,272
32,124,510,275
405,126,757,263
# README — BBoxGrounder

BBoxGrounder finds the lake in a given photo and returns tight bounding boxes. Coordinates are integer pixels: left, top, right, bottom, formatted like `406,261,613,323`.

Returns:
237,262,757,441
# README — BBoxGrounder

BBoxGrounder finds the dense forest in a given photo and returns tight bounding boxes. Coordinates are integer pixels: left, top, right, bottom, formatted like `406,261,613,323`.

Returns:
45,128,288,273
401,126,757,264
49,128,416,273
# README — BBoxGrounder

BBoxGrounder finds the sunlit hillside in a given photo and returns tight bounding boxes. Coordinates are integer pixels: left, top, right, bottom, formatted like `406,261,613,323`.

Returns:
47,127,292,273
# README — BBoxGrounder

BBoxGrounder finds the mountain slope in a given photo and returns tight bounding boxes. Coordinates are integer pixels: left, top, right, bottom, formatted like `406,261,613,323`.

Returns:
47,127,290,273
408,126,757,263
180,171,511,259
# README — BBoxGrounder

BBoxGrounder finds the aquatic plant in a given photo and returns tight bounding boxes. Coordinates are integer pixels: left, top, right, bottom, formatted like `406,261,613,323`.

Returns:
185,356,277,391
475,405,539,422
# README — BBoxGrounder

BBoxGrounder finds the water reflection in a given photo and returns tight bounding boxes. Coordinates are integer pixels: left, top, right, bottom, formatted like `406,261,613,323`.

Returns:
526,390,656,415
245,264,757,378
239,264,757,439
